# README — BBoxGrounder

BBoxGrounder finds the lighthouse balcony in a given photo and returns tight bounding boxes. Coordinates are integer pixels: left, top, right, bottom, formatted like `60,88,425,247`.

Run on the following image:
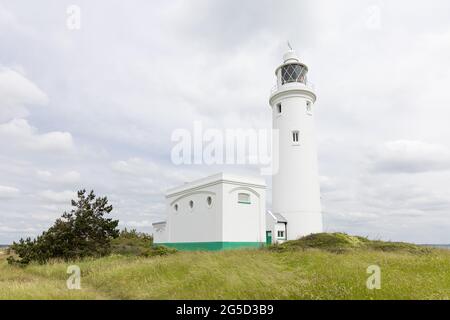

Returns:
271,81,315,95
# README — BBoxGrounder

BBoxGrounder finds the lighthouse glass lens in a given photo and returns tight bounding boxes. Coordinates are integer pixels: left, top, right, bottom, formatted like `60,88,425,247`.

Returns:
281,64,307,85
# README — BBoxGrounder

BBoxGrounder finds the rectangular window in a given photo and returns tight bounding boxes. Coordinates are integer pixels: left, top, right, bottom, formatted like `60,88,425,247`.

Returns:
292,131,300,144
238,193,251,204
277,103,282,114
277,231,285,238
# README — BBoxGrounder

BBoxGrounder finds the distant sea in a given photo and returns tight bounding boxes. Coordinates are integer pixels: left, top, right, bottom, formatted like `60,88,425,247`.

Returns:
422,244,450,250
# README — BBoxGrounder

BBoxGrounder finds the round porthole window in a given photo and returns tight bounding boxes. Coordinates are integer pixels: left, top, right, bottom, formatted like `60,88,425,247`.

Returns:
207,196,212,207
189,200,194,210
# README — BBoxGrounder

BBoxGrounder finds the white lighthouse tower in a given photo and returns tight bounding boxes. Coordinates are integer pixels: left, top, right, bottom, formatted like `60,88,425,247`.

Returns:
269,46,323,240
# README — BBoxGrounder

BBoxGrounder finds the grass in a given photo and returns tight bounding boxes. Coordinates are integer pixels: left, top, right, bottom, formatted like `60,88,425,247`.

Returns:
269,233,433,254
1,233,449,300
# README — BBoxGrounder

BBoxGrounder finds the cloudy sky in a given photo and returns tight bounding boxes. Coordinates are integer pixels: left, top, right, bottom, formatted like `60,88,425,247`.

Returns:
1,0,450,244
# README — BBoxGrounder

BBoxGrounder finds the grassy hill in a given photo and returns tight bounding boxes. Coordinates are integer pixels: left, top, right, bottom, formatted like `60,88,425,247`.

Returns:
1,233,449,300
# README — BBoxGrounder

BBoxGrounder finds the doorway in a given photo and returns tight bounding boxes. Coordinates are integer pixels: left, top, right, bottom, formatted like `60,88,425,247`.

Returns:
266,231,272,246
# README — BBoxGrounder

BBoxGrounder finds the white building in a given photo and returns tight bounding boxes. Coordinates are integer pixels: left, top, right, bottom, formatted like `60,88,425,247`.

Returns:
153,173,267,251
265,211,288,244
269,48,323,240
153,47,323,250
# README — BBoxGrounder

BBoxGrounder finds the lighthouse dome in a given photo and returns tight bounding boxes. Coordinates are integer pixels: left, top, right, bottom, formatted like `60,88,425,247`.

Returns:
283,50,299,63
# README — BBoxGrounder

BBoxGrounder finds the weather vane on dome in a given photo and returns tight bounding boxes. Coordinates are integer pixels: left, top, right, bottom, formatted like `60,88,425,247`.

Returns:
287,41,293,51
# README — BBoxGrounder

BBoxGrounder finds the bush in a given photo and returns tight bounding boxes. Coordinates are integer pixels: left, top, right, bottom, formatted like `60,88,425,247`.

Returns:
111,228,154,256
8,190,119,265
140,246,177,257
110,230,177,257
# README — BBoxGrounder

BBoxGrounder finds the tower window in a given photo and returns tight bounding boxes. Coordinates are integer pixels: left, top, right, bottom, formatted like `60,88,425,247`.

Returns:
174,204,178,212
306,101,312,114
277,103,282,114
292,131,300,144
238,193,251,204
189,200,194,210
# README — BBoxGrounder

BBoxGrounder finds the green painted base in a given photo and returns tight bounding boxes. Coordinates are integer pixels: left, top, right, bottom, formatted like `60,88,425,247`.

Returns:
155,242,265,251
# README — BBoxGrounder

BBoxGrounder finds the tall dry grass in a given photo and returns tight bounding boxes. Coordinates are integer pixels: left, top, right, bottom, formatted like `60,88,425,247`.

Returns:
1,246,449,300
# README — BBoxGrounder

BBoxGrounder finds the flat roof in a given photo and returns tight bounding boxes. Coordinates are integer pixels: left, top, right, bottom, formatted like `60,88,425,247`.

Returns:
166,172,266,197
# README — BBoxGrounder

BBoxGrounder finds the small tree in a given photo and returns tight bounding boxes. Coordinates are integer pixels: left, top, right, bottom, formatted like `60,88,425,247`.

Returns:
8,190,119,265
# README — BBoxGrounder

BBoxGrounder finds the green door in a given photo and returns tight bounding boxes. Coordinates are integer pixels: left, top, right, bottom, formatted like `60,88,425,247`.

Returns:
266,231,272,246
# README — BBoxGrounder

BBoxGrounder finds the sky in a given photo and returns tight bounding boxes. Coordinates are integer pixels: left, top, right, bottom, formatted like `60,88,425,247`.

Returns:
1,0,450,244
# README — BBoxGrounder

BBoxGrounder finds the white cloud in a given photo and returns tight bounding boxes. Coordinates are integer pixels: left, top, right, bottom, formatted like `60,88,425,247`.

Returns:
0,66,47,121
120,220,155,228
319,175,338,193
111,157,158,176
0,118,74,153
370,140,450,173
0,225,36,234
37,190,76,204
30,213,61,222
111,157,199,185
0,4,16,27
1,0,450,244
36,170,81,184
0,185,19,199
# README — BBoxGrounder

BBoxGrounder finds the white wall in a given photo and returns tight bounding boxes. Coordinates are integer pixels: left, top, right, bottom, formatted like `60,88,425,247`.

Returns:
222,183,266,243
265,212,276,240
160,173,266,245
274,223,287,242
166,183,222,243
270,54,323,240
153,223,168,243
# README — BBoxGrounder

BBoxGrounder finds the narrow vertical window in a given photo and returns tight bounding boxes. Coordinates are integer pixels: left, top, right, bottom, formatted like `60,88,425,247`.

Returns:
292,131,300,144
306,101,312,114
277,103,282,114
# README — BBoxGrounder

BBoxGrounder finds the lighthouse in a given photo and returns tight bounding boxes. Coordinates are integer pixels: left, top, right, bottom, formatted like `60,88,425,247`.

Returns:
153,45,324,250
269,46,323,240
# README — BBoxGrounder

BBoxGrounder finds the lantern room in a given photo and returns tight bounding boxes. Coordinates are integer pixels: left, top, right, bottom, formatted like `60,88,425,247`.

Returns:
274,49,309,89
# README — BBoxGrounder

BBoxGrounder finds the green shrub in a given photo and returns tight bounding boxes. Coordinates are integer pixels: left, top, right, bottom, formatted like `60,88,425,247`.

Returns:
110,230,177,258
140,246,177,257
8,190,119,265
111,228,153,256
